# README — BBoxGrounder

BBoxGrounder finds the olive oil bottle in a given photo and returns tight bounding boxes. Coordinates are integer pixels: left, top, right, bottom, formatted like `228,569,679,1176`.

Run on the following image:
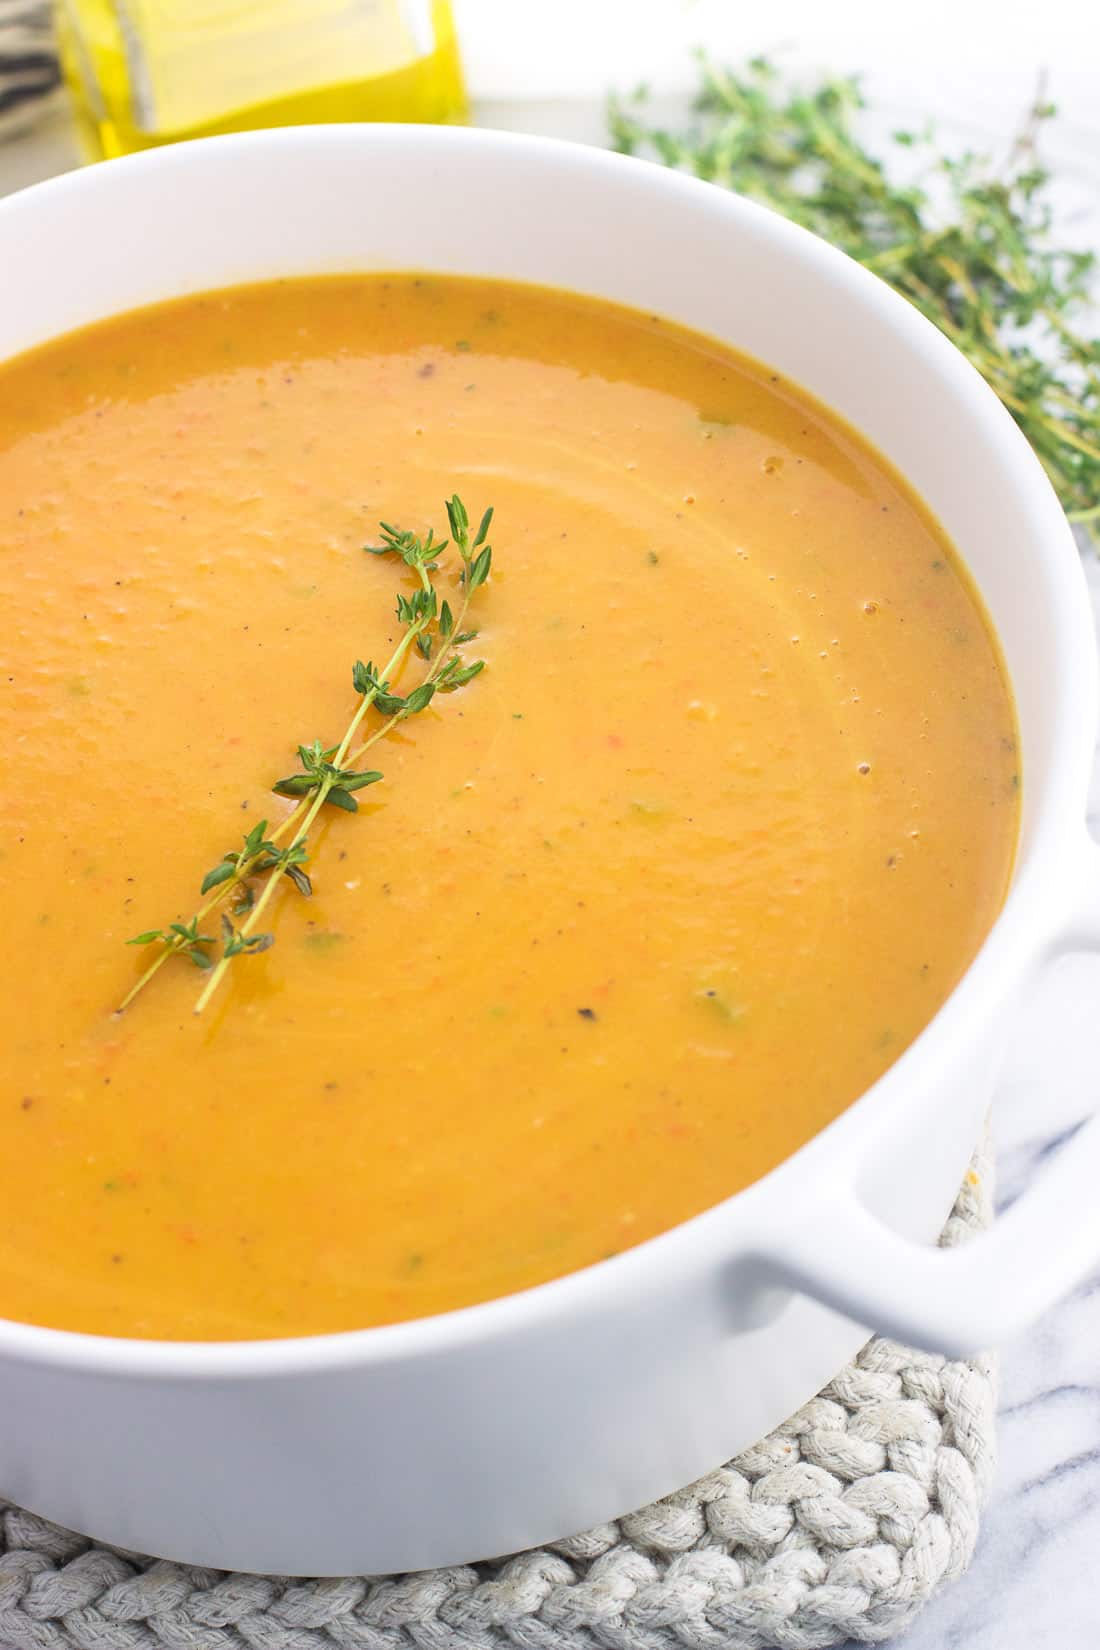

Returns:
54,0,466,161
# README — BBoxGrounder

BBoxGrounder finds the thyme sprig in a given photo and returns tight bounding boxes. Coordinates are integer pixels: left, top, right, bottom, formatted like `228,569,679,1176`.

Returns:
610,58,1100,544
120,496,493,1016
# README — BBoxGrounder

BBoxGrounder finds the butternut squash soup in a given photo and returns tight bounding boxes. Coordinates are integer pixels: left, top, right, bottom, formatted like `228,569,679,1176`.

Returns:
0,276,1017,1340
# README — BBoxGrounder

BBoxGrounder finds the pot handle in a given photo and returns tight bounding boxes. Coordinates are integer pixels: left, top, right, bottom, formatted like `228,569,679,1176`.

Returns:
768,860,1100,1357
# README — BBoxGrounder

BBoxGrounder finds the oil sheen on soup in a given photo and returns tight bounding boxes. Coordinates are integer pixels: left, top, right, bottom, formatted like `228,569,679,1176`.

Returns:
0,276,1018,1340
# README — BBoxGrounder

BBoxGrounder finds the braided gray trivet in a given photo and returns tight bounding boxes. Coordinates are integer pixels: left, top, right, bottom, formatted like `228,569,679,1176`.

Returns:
0,1137,995,1650
0,0,58,143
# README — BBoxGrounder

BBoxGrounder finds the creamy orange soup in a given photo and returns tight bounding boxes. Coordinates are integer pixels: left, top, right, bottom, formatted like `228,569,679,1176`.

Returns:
0,276,1017,1340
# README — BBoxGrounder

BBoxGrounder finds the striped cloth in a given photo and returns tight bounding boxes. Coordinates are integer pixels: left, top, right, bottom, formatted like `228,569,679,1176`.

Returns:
0,0,59,142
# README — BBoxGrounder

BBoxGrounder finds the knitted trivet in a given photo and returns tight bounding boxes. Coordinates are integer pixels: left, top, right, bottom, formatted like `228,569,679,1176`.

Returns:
0,1,59,144
0,1137,995,1650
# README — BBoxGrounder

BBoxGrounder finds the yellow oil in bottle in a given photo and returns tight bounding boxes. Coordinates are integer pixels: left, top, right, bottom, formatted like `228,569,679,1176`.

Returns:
54,0,466,161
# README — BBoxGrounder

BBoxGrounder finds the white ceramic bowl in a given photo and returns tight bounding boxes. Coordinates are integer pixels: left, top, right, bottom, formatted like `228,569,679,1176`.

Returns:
2,125,1099,1577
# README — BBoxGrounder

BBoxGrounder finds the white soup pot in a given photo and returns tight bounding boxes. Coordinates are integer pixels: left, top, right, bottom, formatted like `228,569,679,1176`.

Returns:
1,126,1099,1575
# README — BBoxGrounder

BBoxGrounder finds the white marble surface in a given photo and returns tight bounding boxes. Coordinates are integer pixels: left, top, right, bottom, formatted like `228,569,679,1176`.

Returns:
3,48,1100,1647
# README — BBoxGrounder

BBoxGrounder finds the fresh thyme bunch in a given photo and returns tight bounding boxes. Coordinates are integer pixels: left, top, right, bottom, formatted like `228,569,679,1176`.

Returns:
610,57,1100,545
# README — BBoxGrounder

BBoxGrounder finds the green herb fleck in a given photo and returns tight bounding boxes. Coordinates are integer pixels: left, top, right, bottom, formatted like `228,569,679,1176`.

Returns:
696,986,745,1024
303,930,347,954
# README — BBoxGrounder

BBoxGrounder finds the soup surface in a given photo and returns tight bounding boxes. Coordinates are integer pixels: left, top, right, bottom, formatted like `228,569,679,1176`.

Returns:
0,276,1017,1340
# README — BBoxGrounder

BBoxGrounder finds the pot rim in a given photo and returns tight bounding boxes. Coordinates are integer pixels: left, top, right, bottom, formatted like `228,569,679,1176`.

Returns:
0,121,1093,1379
